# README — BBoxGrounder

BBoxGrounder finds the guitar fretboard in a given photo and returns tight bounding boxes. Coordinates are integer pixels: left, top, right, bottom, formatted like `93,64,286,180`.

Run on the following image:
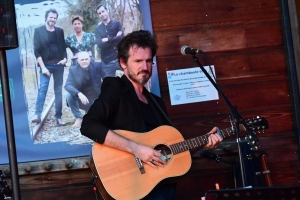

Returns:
170,127,235,155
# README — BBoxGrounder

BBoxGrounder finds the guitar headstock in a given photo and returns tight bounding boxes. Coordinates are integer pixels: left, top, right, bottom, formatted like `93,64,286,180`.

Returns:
246,116,269,131
244,116,269,151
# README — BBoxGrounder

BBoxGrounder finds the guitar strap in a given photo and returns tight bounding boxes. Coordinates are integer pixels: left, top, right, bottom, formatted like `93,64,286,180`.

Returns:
148,94,175,127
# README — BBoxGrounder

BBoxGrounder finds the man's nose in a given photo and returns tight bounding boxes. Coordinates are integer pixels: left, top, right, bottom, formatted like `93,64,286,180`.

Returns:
141,61,148,69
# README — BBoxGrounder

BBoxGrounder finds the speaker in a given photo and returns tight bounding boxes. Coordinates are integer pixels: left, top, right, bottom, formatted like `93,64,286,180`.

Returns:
0,0,18,49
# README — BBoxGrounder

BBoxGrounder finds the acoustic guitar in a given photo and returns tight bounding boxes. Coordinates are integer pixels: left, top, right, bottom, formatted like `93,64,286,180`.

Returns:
90,117,268,200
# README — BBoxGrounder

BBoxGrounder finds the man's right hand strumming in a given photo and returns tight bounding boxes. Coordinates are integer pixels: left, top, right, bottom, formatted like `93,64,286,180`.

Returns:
104,130,166,170
130,142,166,170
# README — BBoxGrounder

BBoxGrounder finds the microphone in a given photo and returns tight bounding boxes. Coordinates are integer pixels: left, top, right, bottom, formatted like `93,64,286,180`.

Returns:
181,45,203,55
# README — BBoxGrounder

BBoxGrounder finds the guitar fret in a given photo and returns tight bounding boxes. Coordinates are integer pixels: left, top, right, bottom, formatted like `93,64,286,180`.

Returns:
200,136,204,144
178,143,184,153
187,140,193,149
200,135,207,145
196,137,202,146
175,144,180,154
172,144,179,154
191,140,194,148
191,138,198,148
203,135,208,145
183,141,189,151
170,144,175,154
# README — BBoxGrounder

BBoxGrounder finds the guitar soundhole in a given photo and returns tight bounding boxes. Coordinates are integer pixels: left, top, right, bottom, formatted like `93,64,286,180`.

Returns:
154,144,172,163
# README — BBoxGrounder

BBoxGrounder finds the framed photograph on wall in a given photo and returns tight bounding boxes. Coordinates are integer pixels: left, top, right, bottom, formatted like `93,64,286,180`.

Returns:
0,0,160,164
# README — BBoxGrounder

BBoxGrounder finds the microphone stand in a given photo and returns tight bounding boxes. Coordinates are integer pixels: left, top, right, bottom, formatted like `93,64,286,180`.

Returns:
0,50,21,199
190,53,259,187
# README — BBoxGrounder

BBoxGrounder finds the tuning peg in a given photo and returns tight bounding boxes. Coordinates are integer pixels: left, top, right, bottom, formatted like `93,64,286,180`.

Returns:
250,145,259,151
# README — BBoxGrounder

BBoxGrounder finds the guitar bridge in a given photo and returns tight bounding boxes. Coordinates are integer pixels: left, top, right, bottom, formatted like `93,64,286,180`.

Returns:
134,156,145,174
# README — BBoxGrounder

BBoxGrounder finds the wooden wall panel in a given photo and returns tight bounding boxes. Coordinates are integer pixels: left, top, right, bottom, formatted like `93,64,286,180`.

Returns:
170,108,294,137
268,160,300,186
157,50,287,84
154,20,283,56
160,80,290,118
149,0,300,198
150,0,281,28
18,169,93,191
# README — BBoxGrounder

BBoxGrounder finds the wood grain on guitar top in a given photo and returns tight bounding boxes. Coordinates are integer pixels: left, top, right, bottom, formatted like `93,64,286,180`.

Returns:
92,126,192,200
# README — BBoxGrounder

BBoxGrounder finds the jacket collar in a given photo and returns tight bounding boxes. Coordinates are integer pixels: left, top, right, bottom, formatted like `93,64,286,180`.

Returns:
120,75,164,130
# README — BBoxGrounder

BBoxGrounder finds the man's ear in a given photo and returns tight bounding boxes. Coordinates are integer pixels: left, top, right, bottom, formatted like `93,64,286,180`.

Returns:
119,59,126,70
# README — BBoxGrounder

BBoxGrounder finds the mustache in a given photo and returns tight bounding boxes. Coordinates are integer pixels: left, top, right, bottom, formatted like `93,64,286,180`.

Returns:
137,70,150,75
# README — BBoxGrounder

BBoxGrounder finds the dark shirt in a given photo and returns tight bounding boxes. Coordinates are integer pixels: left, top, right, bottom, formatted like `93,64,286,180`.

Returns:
79,68,98,100
94,20,124,64
47,30,61,62
138,100,160,132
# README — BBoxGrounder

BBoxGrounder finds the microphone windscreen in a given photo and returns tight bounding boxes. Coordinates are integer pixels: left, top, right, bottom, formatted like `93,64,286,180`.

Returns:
180,45,189,55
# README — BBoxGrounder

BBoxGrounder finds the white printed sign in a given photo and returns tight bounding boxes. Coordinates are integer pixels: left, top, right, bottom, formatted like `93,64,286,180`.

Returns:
166,66,219,105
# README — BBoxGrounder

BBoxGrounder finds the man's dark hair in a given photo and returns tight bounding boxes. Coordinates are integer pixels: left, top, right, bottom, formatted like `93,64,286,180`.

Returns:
117,30,158,64
95,4,107,12
45,8,58,21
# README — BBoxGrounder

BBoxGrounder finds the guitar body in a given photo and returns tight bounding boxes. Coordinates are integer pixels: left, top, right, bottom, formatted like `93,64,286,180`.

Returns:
91,125,192,200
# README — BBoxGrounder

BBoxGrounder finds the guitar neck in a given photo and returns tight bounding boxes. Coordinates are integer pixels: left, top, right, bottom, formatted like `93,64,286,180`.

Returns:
170,127,235,155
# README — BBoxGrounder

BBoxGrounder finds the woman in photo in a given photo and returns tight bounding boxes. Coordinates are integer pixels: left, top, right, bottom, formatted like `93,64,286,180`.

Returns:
65,15,96,66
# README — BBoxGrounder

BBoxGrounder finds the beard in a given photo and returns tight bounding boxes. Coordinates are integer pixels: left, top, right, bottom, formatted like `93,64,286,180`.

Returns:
47,21,55,27
127,68,151,86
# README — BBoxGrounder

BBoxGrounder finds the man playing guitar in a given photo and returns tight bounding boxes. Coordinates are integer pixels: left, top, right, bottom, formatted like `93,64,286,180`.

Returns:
80,30,222,200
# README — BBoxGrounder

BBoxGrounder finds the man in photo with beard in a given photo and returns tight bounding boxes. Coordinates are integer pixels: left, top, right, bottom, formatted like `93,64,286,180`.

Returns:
31,8,67,125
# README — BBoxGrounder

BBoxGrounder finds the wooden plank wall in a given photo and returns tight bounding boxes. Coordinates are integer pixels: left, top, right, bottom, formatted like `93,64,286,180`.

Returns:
150,0,300,199
1,0,300,200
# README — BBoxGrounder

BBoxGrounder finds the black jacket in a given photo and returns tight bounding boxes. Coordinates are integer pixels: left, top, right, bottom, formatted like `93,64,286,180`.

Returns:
80,75,171,143
64,61,103,97
33,25,67,66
